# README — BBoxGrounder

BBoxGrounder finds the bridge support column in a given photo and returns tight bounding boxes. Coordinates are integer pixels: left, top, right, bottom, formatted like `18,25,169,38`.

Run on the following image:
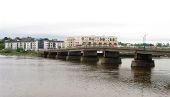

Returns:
131,53,155,67
47,52,57,58
42,51,49,58
101,51,121,64
56,52,68,60
81,50,98,63
82,50,98,57
66,51,81,61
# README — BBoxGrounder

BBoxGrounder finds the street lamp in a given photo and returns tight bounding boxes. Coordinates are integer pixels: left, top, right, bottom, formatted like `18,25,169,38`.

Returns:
143,34,147,50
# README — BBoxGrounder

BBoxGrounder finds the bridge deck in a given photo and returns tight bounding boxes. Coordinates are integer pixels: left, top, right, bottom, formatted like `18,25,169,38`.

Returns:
41,47,170,55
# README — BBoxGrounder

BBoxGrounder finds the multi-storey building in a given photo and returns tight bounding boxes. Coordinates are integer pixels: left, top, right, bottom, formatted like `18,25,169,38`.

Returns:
4,37,64,51
65,35,118,48
64,37,75,48
4,36,117,50
5,37,38,51
55,41,65,49
43,39,64,50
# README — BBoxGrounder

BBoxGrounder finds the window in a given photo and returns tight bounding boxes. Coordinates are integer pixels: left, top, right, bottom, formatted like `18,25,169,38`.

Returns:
114,43,117,45
99,43,102,46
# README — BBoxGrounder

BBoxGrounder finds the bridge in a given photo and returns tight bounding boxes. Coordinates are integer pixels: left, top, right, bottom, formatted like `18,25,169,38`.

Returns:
40,47,170,67
41,47,170,57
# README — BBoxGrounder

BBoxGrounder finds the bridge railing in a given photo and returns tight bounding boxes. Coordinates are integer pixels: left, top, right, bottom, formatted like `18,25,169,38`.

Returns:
40,45,170,53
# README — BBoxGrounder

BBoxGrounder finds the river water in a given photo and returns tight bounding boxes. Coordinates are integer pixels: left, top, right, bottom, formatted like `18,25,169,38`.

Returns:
0,55,169,97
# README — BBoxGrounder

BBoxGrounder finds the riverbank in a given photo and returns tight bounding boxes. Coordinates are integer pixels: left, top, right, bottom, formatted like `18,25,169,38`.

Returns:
0,49,41,57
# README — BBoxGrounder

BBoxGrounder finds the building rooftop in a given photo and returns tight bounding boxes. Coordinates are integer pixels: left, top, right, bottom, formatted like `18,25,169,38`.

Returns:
4,37,65,43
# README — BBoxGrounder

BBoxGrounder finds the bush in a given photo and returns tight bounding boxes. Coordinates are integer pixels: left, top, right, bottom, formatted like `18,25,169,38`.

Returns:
0,49,13,53
0,40,4,50
0,48,40,57
16,48,24,52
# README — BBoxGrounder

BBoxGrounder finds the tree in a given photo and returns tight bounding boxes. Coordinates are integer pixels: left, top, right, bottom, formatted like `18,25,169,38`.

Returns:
58,46,61,49
156,43,162,47
0,37,12,50
166,43,170,47
118,42,127,47
16,48,24,52
0,39,3,50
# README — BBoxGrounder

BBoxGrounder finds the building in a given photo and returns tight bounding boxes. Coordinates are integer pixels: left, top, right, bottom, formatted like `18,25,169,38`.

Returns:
37,38,49,49
5,37,64,51
64,35,118,48
64,37,75,48
42,39,64,50
55,41,65,49
5,37,38,51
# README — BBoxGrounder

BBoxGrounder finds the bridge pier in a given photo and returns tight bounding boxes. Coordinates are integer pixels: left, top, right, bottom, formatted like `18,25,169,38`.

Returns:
101,51,121,64
131,53,155,67
82,50,98,57
42,51,49,58
81,50,98,63
56,51,68,60
66,51,81,61
47,52,57,58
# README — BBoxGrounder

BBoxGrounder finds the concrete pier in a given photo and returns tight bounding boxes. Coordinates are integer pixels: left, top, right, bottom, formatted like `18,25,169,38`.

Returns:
42,51,49,58
47,52,57,58
131,53,155,67
66,51,81,61
81,50,98,63
101,51,121,64
68,51,81,56
56,51,68,60
82,50,98,57
103,51,119,58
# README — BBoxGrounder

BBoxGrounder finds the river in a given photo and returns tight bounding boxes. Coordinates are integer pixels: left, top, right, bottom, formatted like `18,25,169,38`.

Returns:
0,55,169,97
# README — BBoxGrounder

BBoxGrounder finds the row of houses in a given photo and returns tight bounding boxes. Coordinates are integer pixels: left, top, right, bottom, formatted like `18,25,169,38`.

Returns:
5,35,118,51
5,37,64,51
64,36,118,48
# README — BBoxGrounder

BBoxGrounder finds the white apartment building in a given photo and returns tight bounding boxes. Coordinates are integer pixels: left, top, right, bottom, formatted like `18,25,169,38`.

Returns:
12,42,18,49
5,42,12,49
4,37,38,51
64,37,75,48
43,40,50,50
25,41,39,51
5,37,64,51
43,40,64,50
65,36,118,48
55,41,65,49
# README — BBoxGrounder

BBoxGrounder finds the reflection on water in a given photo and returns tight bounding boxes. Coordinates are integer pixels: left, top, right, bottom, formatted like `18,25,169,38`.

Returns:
0,55,170,97
81,57,99,63
97,63,120,70
132,67,152,84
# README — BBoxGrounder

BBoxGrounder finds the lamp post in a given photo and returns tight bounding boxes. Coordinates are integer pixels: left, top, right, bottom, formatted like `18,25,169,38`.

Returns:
143,34,147,50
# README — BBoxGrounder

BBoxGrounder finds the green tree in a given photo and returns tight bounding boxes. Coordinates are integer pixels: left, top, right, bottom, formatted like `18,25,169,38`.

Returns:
16,48,24,52
0,39,3,50
156,43,162,47
166,43,170,47
0,37,12,50
58,46,61,49
118,42,127,47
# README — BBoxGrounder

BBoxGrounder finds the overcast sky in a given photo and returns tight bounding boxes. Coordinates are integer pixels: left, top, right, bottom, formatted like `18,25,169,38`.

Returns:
0,0,170,43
